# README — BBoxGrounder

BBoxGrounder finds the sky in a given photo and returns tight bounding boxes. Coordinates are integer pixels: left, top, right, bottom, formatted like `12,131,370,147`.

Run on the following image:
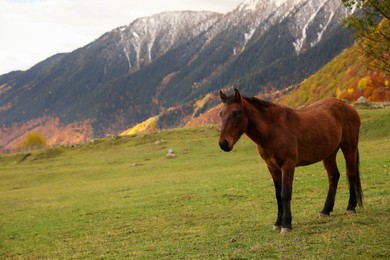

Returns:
0,0,243,75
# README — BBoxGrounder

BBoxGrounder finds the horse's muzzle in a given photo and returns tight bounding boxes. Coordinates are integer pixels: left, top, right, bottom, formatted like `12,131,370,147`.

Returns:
219,139,232,152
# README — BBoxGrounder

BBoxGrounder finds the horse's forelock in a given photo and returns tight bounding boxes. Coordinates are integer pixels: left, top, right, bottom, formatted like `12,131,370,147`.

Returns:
225,95,240,104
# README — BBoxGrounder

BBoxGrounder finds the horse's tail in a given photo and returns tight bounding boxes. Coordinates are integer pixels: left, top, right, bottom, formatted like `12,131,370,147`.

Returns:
355,149,363,207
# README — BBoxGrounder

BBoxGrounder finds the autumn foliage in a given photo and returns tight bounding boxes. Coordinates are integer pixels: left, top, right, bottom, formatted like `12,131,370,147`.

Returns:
279,45,390,107
120,116,159,136
337,71,390,101
19,131,47,148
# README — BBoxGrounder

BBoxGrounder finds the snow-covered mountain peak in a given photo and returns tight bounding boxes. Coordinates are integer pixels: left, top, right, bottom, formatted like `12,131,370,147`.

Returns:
115,10,220,71
237,0,299,12
237,0,271,12
128,11,219,33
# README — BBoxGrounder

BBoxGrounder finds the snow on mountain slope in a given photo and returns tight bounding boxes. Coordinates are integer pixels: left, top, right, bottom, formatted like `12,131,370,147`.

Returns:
204,0,349,58
290,0,351,54
115,11,220,71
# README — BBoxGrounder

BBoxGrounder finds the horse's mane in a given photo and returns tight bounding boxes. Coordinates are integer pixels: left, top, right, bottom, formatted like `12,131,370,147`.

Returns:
243,96,275,110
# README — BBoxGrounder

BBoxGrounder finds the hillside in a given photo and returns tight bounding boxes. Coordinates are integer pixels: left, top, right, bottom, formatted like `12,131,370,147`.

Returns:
278,45,390,107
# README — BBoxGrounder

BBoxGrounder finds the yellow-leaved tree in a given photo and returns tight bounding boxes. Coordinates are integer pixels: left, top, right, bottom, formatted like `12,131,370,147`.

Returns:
20,131,47,148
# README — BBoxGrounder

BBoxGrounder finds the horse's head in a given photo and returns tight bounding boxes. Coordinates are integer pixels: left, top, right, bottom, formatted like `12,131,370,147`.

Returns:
218,88,248,152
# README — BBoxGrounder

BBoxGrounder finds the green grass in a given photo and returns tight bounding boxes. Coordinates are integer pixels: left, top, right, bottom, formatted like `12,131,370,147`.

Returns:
359,109,390,140
0,109,389,259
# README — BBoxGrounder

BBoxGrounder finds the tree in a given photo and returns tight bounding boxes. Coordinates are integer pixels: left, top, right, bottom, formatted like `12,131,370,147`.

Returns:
20,131,47,148
341,0,390,76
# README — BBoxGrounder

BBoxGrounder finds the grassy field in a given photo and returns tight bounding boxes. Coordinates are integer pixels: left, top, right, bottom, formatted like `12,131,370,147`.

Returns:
0,109,389,259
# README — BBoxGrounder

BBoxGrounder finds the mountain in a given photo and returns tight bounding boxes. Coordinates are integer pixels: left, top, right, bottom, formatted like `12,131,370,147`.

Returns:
0,0,355,149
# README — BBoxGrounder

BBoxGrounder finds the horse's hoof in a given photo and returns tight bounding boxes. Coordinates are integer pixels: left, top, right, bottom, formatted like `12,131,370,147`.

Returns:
272,225,281,232
280,227,292,235
319,212,330,218
346,209,356,214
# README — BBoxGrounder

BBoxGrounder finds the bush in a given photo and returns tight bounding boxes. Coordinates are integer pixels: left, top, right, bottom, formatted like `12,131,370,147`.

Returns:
20,131,47,148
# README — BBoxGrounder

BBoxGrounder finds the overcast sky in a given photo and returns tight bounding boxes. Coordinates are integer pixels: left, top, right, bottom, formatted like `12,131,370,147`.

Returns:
0,0,242,75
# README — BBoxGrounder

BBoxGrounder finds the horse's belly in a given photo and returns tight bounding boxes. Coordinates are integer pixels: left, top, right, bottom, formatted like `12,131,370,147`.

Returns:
297,152,330,166
296,158,323,166
296,134,341,166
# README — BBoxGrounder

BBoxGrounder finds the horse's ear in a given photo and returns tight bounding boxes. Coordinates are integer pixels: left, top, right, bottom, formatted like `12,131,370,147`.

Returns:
234,88,241,103
220,90,227,103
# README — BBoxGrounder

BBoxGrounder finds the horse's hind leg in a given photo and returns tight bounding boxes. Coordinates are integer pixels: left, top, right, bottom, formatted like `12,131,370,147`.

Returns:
341,145,363,213
320,149,340,217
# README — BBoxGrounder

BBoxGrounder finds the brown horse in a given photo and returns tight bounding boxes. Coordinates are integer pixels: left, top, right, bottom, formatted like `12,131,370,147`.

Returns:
218,89,362,234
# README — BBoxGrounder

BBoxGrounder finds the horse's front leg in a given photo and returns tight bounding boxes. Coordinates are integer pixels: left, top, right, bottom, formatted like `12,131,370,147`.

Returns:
280,160,295,234
267,166,283,231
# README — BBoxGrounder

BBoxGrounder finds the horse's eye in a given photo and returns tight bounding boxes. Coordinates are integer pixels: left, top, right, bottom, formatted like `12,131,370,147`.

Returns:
232,111,240,118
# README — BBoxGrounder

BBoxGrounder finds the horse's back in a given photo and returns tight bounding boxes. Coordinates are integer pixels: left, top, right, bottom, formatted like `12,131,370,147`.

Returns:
303,98,360,142
292,98,360,165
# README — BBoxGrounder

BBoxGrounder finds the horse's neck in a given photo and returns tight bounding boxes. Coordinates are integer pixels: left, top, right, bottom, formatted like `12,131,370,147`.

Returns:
243,98,289,147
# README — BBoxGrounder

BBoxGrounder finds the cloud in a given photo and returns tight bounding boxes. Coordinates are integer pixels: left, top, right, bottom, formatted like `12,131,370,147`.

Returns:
0,0,240,74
